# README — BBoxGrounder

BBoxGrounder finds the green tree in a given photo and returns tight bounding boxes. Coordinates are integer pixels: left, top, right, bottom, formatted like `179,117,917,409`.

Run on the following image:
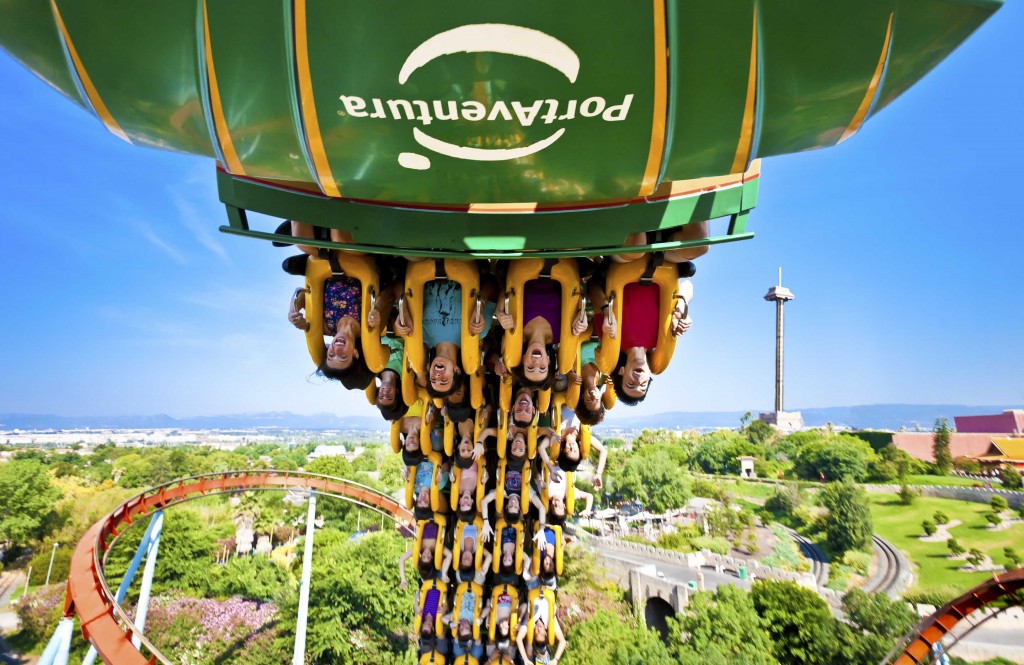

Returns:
933,511,949,525
947,538,964,557
793,435,875,482
378,453,405,493
565,610,672,665
990,495,1009,512
305,455,354,479
269,453,298,471
615,450,691,513
775,430,827,461
922,520,937,536
878,444,918,478
276,531,411,664
693,430,757,475
745,419,776,447
208,555,294,601
669,584,778,665
933,418,952,475
840,588,917,663
0,459,61,548
1004,547,1022,568
750,580,842,665
821,481,873,556
105,510,218,596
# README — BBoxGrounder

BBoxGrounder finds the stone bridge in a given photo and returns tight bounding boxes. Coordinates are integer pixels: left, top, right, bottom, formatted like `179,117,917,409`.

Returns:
584,533,821,633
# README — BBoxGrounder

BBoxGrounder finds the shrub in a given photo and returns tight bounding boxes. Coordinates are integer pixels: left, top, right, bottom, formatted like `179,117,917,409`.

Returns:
657,525,700,553
947,539,965,556
953,456,982,475
1000,465,1023,490
691,478,725,501
14,585,64,648
691,536,730,555
897,482,918,506
839,550,872,576
921,520,937,536
764,483,801,517
1004,547,1022,568
966,549,985,567
990,496,1009,512
933,511,949,525
985,512,1002,527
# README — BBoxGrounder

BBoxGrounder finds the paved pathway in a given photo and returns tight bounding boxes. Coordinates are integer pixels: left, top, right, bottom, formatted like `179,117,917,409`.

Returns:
0,572,35,665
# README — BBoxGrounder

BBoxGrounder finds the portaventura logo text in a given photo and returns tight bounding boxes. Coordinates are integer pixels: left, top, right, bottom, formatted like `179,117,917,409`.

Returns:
336,24,635,170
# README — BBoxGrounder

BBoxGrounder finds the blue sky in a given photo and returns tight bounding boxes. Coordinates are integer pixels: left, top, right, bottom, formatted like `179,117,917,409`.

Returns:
1,6,1022,421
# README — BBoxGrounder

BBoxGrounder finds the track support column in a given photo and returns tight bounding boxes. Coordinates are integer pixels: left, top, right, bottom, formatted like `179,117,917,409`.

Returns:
131,511,165,649
38,617,74,665
293,493,317,665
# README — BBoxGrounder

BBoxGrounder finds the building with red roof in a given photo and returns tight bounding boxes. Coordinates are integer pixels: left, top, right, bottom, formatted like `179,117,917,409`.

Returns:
891,410,1024,473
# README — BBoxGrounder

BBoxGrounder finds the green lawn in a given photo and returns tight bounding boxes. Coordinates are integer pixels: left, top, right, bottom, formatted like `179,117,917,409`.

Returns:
716,479,778,501
870,493,1024,596
900,475,989,487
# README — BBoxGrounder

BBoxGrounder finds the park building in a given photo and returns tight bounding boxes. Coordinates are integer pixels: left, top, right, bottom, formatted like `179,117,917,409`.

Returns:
891,409,1024,474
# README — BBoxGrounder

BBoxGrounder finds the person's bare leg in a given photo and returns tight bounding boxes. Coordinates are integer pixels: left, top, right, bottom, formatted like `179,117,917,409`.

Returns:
664,221,709,263
291,220,318,256
330,228,365,256
610,231,647,263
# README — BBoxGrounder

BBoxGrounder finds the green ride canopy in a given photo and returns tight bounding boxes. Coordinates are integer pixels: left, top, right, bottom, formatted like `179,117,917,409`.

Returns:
0,0,1001,256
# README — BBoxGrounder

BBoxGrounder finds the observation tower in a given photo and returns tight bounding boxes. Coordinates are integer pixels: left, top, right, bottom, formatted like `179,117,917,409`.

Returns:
759,268,802,432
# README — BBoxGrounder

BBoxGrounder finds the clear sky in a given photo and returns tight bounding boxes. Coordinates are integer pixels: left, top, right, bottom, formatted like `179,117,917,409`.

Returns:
1,6,1022,421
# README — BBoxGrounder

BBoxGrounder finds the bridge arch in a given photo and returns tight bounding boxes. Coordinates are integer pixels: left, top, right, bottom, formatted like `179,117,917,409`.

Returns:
644,595,676,641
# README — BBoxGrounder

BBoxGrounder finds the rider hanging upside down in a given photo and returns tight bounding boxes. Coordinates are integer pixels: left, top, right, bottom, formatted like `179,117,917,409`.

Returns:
589,259,694,406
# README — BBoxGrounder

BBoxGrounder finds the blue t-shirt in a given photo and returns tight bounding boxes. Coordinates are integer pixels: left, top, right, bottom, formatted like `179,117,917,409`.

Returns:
422,280,496,347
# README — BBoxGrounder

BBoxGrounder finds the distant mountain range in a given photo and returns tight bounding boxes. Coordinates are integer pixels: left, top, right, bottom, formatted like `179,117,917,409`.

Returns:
1,404,1019,434
0,412,382,431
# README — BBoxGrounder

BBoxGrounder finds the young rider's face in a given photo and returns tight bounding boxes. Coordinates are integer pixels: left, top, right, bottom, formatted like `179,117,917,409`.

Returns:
523,342,550,382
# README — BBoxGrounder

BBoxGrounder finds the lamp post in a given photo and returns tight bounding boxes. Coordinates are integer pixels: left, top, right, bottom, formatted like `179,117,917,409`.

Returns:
21,566,32,599
44,542,59,586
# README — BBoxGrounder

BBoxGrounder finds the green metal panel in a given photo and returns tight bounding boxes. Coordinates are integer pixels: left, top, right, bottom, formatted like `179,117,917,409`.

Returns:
872,0,1002,116
204,0,311,181
216,169,756,255
756,0,896,157
662,0,754,181
304,0,656,203
0,0,1003,254
0,0,85,108
53,0,213,155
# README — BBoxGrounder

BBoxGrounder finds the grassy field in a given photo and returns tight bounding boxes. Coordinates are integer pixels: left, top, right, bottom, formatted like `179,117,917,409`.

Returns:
718,479,778,501
869,492,1023,595
899,475,991,487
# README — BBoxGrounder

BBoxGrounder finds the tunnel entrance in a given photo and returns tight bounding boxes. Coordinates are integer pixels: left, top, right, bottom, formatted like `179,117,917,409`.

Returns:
644,596,675,642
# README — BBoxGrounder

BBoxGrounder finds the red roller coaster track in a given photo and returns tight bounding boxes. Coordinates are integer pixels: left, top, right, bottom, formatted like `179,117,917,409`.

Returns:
885,567,1024,664
62,471,413,665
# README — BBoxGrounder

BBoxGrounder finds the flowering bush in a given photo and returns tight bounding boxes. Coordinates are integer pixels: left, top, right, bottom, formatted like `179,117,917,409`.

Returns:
133,594,285,665
15,585,65,647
